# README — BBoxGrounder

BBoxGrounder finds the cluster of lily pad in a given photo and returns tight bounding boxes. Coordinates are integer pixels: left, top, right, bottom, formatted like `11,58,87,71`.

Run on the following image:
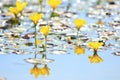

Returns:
0,0,120,78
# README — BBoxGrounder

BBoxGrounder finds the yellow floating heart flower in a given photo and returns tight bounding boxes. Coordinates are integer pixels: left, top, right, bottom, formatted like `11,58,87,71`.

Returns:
48,0,62,9
39,65,50,76
30,65,40,78
88,41,104,50
74,46,85,55
30,13,43,25
16,0,27,12
88,53,103,63
74,18,86,30
36,40,42,46
40,26,50,37
9,7,19,15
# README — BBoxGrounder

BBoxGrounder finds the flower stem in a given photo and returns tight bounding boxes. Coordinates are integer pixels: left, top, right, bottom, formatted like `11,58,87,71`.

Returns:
34,25,37,58
39,1,42,13
50,9,55,18
35,26,37,48
66,3,71,12
13,14,19,27
77,30,79,39
97,0,102,5
93,49,97,55
42,36,47,59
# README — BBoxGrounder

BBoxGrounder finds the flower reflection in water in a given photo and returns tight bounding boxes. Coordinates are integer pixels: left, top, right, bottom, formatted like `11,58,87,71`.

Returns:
39,65,50,76
74,46,85,55
30,64,40,78
88,50,103,63
88,41,104,63
30,64,50,78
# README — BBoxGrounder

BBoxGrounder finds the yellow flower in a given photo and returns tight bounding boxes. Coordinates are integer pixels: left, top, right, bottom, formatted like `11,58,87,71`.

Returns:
16,0,27,12
88,41,103,50
88,53,103,63
40,26,50,37
48,0,61,9
36,40,41,46
74,46,85,55
9,0,27,15
39,65,50,76
9,7,19,15
30,65,40,78
30,13,43,25
74,18,86,30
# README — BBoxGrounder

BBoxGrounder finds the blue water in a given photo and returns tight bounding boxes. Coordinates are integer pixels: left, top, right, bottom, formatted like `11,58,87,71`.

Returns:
0,0,120,80
0,49,120,80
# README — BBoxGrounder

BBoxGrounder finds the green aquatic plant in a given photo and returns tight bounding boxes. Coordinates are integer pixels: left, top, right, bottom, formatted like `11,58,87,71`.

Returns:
48,0,62,17
74,18,86,38
30,13,43,58
9,0,27,26
40,25,50,59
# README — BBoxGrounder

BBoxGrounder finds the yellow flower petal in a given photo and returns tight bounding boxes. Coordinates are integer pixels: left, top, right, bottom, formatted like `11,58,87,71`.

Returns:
30,13,42,25
36,40,42,46
74,46,85,55
88,41,103,50
40,66,50,76
74,18,86,30
16,0,27,12
48,0,61,9
40,26,50,37
9,7,19,15
30,66,40,78
88,53,103,63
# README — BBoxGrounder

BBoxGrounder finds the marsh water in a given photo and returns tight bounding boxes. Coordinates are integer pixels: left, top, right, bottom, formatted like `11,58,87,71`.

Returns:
0,0,120,80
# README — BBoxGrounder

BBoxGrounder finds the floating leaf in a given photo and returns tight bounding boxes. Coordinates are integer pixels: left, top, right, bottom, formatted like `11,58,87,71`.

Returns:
50,50,67,54
25,58,54,65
